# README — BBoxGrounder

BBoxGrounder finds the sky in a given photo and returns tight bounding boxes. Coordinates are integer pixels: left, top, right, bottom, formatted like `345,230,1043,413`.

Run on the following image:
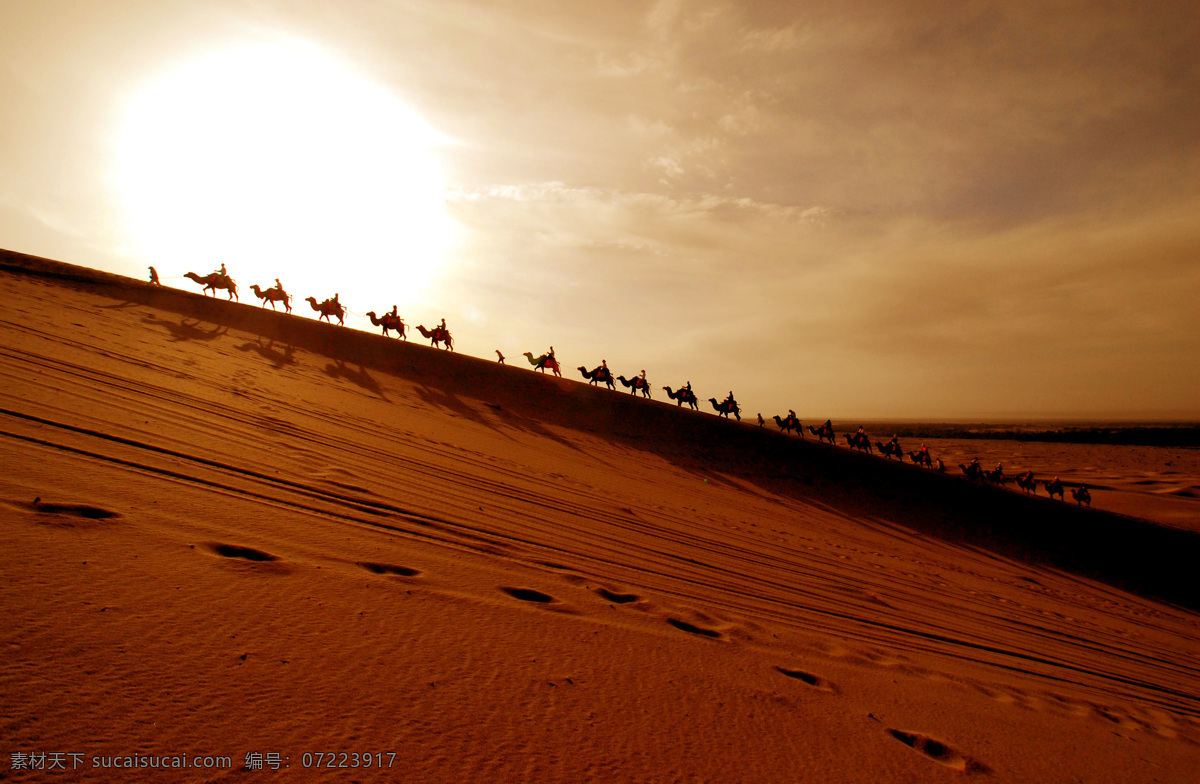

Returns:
2,0,1198,420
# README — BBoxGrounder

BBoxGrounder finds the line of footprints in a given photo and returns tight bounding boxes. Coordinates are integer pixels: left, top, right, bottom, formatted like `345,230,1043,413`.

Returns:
208,539,1196,773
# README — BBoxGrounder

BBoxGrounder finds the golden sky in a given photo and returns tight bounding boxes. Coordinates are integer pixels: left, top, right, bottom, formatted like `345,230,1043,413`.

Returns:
2,0,1197,419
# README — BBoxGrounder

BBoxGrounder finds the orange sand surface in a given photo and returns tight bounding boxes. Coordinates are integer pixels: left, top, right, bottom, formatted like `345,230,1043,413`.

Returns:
2,250,1200,782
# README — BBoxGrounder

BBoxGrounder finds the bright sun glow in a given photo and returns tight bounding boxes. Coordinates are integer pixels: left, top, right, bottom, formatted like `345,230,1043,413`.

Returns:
117,40,453,314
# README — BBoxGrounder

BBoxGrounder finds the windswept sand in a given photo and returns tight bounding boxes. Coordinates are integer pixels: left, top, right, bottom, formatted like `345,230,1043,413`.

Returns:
2,250,1199,782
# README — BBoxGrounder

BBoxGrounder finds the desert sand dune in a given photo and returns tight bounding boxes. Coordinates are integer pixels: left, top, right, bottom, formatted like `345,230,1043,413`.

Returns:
2,249,1200,782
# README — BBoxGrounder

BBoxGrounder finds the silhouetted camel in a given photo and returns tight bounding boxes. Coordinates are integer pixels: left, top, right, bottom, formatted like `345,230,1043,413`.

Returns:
415,325,453,350
305,296,345,325
774,415,801,435
843,433,872,453
250,284,291,313
708,398,741,421
617,375,652,398
959,462,984,481
1071,485,1091,507
1043,478,1065,501
985,467,1008,486
1015,471,1038,494
577,366,615,390
185,272,238,301
365,311,406,339
875,440,902,460
806,425,835,444
906,450,931,467
523,352,562,377
662,386,698,410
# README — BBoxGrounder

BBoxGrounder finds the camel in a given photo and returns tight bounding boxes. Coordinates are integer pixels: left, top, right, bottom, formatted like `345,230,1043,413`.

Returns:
985,467,1008,486
708,398,741,421
906,449,932,468
1071,485,1092,507
774,414,801,435
617,375,652,398
843,433,873,453
304,296,345,326
184,272,238,301
523,352,562,377
250,284,291,313
1015,471,1038,494
662,386,699,410
578,366,615,390
365,311,406,339
1043,477,1065,501
806,425,836,445
959,462,984,481
875,440,903,460
415,324,453,350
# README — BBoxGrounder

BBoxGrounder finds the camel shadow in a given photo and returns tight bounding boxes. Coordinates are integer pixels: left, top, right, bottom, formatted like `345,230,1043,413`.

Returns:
237,337,296,369
143,314,228,343
324,360,387,401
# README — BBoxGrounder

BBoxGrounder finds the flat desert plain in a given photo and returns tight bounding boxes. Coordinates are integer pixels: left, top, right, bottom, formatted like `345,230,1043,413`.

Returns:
2,251,1199,783
870,437,1200,531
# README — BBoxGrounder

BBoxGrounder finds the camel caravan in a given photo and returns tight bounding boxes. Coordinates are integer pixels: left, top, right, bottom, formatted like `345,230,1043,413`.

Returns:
174,263,1094,510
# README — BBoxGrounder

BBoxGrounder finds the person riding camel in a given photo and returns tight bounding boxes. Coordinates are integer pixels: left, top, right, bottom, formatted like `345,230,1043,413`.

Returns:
639,369,647,389
824,419,833,437
724,391,737,411
389,304,398,319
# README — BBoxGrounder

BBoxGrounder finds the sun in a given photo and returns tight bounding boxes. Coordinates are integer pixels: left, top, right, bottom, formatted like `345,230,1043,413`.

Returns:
116,40,453,315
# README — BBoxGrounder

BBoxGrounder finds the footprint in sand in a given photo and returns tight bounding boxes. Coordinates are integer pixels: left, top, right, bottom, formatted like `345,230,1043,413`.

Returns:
358,562,420,577
595,587,641,605
502,587,556,604
27,497,120,521
209,543,279,562
666,617,724,640
206,544,291,575
887,729,990,774
775,666,838,694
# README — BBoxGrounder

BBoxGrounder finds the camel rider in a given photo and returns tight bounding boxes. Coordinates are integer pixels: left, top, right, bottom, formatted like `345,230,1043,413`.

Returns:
919,443,929,457
214,262,227,280
788,409,797,425
685,381,693,399
389,304,398,319
725,391,737,410
824,419,833,436
639,369,647,389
